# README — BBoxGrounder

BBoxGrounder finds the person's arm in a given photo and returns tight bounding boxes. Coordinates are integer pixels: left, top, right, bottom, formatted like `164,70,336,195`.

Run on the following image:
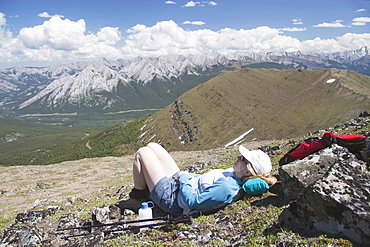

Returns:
178,173,238,211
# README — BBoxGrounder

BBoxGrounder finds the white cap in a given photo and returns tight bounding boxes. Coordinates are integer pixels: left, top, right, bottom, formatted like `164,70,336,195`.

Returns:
239,145,272,176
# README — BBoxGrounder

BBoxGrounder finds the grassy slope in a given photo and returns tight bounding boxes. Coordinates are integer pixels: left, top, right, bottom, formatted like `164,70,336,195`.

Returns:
127,68,370,152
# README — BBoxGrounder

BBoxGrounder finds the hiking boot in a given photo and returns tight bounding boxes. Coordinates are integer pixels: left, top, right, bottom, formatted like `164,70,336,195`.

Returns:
129,187,150,199
117,197,148,214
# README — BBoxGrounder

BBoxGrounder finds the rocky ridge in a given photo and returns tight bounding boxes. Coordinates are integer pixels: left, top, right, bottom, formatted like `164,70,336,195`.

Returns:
0,115,369,246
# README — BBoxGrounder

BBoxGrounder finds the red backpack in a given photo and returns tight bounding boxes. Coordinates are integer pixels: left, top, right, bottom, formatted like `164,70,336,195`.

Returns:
279,132,369,167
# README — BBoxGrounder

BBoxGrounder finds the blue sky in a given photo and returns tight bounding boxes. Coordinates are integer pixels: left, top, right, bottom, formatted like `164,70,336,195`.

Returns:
0,0,369,68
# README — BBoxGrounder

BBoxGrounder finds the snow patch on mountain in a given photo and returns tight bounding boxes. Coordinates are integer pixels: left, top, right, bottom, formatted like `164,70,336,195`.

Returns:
326,79,336,84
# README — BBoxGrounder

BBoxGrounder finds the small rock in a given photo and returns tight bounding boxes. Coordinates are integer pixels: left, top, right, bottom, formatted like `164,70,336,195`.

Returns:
91,205,114,224
18,227,42,247
56,213,80,230
32,199,48,208
16,207,59,225
36,183,50,189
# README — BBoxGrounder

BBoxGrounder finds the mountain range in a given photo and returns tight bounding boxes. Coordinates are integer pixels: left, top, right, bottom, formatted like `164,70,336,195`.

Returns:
0,47,369,120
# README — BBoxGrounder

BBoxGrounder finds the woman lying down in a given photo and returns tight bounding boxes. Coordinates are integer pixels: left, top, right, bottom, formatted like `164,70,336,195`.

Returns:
118,142,277,215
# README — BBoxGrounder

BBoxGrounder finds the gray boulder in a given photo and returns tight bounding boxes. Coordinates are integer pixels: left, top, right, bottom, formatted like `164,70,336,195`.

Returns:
1,225,30,246
278,148,336,201
278,146,370,245
15,206,60,225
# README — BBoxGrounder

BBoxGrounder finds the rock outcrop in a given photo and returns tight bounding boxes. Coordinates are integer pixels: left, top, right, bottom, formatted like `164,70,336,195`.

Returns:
279,145,370,245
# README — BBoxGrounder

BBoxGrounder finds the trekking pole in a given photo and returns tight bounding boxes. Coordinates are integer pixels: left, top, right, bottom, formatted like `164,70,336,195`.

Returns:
56,215,169,232
57,210,200,239
59,220,181,239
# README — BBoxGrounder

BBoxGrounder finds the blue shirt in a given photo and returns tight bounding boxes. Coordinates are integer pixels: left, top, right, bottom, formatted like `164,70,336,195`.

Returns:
177,168,243,213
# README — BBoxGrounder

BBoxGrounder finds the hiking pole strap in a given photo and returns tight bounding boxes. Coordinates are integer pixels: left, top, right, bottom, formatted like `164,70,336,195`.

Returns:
169,214,192,224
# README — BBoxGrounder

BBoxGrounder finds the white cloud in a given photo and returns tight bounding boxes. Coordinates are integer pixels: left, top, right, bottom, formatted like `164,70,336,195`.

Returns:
313,20,349,28
353,17,370,22
0,12,14,61
302,37,344,53
0,12,6,26
165,1,176,4
301,33,370,53
292,18,303,25
123,22,303,56
352,16,370,26
0,16,369,67
352,21,366,26
87,21,370,56
356,9,366,12
38,12,64,18
17,16,121,52
182,1,216,7
96,27,121,44
279,27,306,32
0,15,121,65
183,1,200,7
18,16,87,50
352,17,370,26
183,21,206,25
336,33,370,49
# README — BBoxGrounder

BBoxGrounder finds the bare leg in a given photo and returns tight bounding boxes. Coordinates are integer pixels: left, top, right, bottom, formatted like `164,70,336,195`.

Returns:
119,143,180,213
133,143,180,192
146,142,180,176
